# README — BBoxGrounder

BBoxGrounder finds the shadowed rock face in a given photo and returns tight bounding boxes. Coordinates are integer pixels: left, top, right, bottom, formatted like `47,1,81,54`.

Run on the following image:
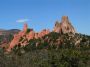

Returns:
53,16,76,34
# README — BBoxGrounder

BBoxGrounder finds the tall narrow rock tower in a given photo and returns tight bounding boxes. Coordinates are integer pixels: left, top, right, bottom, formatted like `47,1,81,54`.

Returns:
53,16,76,34
23,23,28,32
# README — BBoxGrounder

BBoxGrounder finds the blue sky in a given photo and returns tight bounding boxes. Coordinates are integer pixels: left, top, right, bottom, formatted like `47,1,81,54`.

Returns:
0,0,90,35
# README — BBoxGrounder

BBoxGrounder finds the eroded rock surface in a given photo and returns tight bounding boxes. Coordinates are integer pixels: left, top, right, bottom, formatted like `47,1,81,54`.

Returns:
53,16,76,34
7,16,76,52
7,23,50,51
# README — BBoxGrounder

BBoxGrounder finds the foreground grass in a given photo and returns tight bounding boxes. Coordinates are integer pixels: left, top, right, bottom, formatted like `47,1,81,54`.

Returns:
0,47,90,67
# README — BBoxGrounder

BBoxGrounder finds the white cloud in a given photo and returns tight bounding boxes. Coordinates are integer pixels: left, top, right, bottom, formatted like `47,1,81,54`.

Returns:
16,19,29,23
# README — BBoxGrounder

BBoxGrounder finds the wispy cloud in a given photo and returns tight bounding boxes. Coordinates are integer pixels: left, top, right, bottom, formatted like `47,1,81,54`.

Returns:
16,19,29,23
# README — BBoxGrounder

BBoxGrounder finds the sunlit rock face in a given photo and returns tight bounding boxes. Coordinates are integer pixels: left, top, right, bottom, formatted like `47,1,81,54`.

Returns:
7,23,50,52
26,30,35,41
7,23,28,51
61,16,76,34
23,23,28,33
7,34,21,51
7,16,76,52
38,29,50,38
53,16,76,34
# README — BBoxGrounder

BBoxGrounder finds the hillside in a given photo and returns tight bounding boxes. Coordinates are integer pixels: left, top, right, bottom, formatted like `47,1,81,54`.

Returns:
0,29,20,48
0,16,90,67
0,32,90,67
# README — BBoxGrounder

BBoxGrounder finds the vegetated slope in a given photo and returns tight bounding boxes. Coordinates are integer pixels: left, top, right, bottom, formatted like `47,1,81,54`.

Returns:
14,32,90,51
0,32,90,67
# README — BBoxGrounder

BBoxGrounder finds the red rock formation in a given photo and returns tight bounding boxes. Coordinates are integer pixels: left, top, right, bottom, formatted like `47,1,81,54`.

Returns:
7,16,75,52
23,23,28,32
38,29,50,38
53,16,76,34
53,21,62,33
7,23,28,52
7,23,50,52
7,16,76,52
61,16,76,34
7,34,21,51
26,30,35,41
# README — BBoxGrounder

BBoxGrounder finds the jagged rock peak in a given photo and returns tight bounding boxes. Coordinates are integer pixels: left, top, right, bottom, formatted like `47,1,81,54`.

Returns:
7,23,50,52
53,16,76,34
61,16,69,22
23,23,28,32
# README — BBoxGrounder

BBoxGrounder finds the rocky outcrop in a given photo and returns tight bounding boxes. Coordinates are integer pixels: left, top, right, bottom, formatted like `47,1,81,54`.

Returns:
38,29,50,38
7,23,50,52
53,16,76,34
7,16,76,52
7,23,28,51
0,29,20,49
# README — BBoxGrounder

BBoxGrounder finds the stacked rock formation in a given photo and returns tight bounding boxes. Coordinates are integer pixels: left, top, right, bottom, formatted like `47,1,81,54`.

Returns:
53,16,76,34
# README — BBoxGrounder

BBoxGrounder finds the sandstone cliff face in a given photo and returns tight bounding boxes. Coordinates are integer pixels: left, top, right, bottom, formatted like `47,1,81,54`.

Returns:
53,16,76,34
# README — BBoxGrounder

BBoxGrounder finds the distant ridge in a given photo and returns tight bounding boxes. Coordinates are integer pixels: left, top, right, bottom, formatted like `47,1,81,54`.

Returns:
0,29,20,35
